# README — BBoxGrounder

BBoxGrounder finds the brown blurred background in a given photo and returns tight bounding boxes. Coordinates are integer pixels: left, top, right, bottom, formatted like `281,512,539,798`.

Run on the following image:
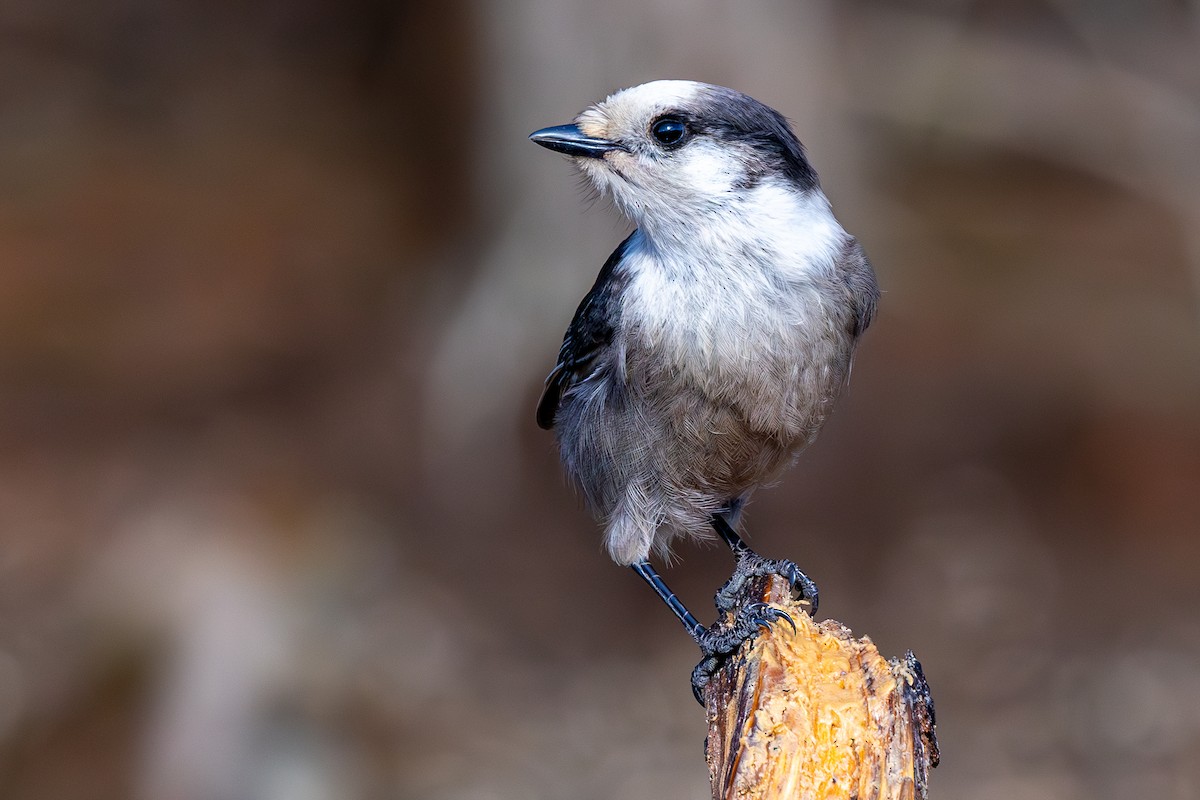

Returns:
1,1,1198,798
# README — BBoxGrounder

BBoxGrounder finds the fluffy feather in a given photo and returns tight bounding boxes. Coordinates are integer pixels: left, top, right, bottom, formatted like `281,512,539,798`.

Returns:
537,81,879,565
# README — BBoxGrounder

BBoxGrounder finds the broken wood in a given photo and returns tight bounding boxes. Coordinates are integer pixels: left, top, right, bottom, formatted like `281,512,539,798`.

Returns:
701,575,939,800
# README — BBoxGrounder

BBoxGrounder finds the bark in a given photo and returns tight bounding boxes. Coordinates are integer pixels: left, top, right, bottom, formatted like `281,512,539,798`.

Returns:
702,575,939,800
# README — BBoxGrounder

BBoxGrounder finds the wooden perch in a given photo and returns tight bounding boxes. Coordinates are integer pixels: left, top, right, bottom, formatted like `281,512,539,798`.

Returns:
701,575,939,800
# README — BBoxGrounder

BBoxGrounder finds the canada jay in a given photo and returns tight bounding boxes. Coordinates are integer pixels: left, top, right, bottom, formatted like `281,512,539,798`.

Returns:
530,80,878,660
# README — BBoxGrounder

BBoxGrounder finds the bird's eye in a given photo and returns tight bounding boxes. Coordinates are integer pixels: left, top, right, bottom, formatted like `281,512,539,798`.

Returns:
651,117,688,148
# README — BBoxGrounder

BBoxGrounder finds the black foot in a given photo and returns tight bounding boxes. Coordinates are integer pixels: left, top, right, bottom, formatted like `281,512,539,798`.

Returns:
691,656,720,704
714,554,819,616
709,514,820,616
699,601,796,656
689,601,796,704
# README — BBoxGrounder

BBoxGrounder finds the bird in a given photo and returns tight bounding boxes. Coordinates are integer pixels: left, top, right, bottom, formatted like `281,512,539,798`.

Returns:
529,80,879,667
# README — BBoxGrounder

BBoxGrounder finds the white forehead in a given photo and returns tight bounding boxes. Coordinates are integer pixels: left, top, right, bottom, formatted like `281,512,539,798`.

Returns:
604,80,704,110
578,80,705,135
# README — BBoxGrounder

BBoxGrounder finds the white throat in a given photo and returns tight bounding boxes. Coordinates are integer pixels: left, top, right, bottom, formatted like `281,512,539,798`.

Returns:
635,180,846,282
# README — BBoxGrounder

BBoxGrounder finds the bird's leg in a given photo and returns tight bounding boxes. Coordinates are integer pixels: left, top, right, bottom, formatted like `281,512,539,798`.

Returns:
686,514,821,703
688,597,797,703
710,513,819,616
632,559,797,703
630,560,706,640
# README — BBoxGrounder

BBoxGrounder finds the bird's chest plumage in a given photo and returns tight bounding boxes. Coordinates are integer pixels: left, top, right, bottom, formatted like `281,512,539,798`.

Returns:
616,243,848,442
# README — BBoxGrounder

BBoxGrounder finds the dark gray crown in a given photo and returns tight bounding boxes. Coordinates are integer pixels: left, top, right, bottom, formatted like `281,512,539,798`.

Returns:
688,85,819,191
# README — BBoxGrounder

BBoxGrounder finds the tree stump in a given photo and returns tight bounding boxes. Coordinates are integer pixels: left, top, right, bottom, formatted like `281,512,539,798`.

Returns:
701,575,939,800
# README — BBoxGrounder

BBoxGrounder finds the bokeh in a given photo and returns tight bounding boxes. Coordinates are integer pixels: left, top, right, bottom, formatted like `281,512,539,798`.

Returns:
1,1,1198,798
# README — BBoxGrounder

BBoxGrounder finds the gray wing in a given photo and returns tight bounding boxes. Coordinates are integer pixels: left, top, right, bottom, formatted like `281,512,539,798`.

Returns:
838,236,880,337
536,233,634,430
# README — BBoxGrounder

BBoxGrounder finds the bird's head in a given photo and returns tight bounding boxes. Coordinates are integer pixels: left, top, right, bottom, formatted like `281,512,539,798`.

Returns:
530,80,819,237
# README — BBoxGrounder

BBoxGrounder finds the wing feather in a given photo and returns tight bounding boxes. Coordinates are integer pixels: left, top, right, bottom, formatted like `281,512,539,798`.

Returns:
837,236,879,337
536,232,636,430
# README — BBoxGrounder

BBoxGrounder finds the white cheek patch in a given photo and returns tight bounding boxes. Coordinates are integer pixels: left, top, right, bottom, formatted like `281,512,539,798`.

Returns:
673,142,741,197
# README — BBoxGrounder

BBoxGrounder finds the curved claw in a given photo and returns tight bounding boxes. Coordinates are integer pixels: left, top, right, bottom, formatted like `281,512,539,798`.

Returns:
692,602,798,703
713,547,822,617
691,655,720,705
779,562,819,615
747,602,796,635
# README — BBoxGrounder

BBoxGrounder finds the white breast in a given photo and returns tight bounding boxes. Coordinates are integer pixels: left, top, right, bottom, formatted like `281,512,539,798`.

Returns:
619,183,847,389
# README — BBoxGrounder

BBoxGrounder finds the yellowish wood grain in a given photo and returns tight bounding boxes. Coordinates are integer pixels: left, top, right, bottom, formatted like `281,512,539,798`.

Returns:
703,577,938,800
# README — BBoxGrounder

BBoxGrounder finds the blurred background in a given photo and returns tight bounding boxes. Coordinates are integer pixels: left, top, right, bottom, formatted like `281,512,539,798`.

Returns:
1,0,1198,798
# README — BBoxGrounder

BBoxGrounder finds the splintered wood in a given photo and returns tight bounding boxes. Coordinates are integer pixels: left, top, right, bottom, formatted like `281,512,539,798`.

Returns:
702,576,939,800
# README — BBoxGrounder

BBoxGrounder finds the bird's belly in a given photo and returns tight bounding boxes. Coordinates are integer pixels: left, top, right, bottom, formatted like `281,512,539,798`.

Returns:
646,385,798,492
624,282,849,443
616,315,850,504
